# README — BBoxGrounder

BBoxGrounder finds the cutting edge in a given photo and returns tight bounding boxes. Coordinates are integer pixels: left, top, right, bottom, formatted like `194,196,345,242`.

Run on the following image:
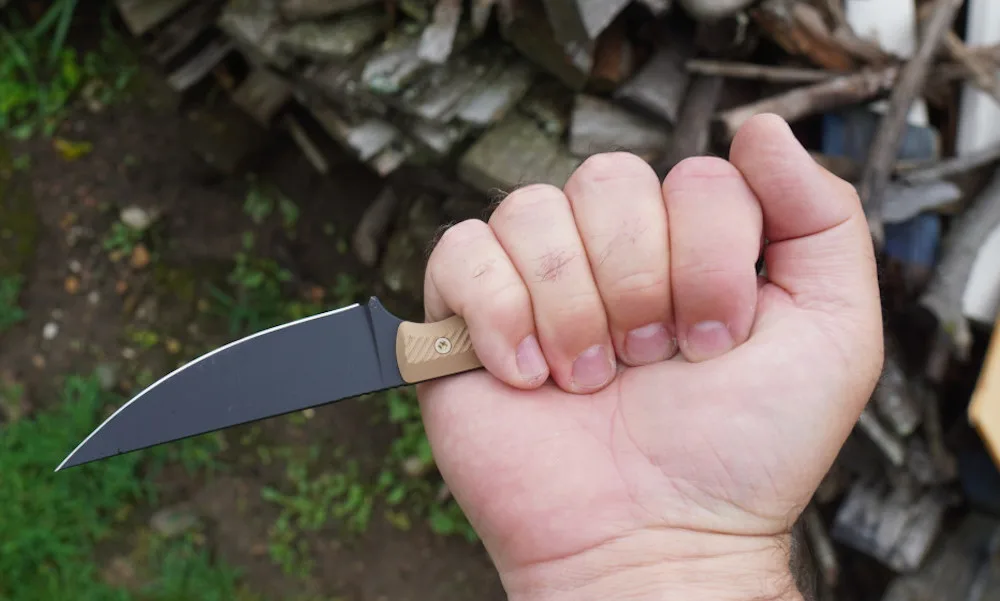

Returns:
55,303,361,472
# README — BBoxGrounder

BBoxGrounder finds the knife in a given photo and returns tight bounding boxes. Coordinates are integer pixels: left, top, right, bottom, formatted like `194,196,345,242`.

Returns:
56,297,481,471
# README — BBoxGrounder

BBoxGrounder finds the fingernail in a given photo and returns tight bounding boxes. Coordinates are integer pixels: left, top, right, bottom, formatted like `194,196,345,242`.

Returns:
625,323,673,364
572,345,614,390
684,321,734,360
516,335,547,382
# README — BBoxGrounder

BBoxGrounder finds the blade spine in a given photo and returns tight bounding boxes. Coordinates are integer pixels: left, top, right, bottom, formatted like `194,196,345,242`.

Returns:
56,303,361,471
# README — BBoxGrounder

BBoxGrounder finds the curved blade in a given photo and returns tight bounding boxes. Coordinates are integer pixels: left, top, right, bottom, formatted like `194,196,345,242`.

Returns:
57,298,405,471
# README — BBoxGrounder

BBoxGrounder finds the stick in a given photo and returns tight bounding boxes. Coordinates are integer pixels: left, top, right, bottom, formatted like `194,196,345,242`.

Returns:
899,140,1000,184
919,168,1000,370
714,65,898,141
686,59,834,83
803,504,840,587
857,0,965,249
656,75,724,176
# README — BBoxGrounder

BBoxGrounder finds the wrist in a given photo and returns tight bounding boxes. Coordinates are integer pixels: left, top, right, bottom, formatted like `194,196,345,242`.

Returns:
501,527,806,601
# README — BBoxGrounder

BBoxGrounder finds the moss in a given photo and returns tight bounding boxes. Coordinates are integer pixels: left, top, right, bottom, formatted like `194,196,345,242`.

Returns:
0,145,40,277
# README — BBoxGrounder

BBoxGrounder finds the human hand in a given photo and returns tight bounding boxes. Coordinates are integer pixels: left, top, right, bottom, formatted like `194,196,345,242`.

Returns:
416,114,884,601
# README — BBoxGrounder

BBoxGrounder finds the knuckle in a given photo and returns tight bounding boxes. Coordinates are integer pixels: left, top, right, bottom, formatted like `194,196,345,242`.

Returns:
480,280,532,328
490,183,565,227
663,156,742,195
570,152,655,185
434,219,490,252
607,269,669,301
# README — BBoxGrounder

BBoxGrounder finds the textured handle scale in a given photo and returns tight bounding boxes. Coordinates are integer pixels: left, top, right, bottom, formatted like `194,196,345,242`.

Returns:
395,315,483,383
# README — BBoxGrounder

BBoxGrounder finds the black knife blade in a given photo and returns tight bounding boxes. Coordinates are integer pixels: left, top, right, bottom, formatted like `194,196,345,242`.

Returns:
57,297,481,471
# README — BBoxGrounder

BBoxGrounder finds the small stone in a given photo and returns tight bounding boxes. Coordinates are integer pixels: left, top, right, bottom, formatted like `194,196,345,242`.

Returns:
302,408,315,419
95,363,119,391
402,455,432,477
42,322,59,340
68,259,82,273
64,276,80,295
87,290,100,306
165,338,181,355
115,280,128,295
31,354,46,369
120,206,154,231
101,556,139,590
122,348,137,360
130,245,151,269
150,505,201,538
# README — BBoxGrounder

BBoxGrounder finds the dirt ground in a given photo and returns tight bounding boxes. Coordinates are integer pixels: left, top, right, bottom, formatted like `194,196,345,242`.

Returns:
0,57,506,600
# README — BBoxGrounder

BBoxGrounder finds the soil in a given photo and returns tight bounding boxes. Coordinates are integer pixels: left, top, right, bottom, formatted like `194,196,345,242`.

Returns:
0,57,506,600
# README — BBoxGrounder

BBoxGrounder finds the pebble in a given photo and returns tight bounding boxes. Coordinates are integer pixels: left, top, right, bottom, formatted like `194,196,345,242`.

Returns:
120,206,153,231
64,276,80,295
130,244,151,269
42,322,59,341
87,291,100,306
32,354,46,369
150,505,201,538
68,259,82,274
95,363,119,391
122,348,137,360
51,309,64,320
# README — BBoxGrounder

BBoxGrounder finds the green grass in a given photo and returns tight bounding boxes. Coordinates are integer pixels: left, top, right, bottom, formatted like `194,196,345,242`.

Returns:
0,274,26,333
0,0,137,138
0,374,253,601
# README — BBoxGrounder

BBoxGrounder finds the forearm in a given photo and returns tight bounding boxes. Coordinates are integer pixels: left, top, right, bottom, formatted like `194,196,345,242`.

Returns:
502,527,810,601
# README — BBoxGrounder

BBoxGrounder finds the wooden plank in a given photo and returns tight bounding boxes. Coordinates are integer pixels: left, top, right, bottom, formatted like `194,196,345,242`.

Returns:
568,95,670,160
276,8,384,60
656,74,723,175
166,39,234,91
116,0,194,35
418,0,463,64
458,111,582,194
283,115,329,174
362,31,431,95
614,35,692,125
309,106,400,162
278,0,381,20
145,0,224,65
399,53,495,123
970,316,1000,470
540,0,630,73
231,68,291,125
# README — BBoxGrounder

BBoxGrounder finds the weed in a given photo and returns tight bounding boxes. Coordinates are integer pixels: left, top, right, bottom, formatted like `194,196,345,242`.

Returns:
0,2,137,138
102,221,144,256
243,177,300,235
261,448,374,578
0,373,252,600
133,531,261,601
0,274,26,333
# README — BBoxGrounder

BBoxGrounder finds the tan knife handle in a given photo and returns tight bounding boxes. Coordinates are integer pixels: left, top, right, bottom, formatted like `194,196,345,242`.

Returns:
395,315,483,383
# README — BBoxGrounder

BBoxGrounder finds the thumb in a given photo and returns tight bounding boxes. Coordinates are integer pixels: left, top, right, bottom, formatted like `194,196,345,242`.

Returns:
729,114,881,330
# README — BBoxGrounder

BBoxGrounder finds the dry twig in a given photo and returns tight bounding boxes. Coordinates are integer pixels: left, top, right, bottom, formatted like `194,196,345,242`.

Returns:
899,140,1000,184
686,59,833,83
857,0,965,248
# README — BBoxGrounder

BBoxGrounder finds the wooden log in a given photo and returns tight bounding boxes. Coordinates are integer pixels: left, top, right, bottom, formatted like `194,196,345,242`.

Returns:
568,95,671,160
278,0,380,21
540,0,630,73
880,514,1000,601
457,111,582,194
283,114,329,174
116,0,194,36
614,35,692,125
589,17,635,92
218,0,294,71
454,60,535,127
399,51,497,123
166,39,234,91
231,68,291,125
276,8,384,60
418,0,463,64
471,0,499,35
145,0,224,65
362,29,432,95
353,185,400,267
309,105,401,162
830,477,947,573
657,74,723,175
497,0,591,90
857,0,966,248
751,0,863,71
714,65,899,141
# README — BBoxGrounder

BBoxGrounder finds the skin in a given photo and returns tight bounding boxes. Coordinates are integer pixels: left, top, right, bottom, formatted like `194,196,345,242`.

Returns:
416,114,884,601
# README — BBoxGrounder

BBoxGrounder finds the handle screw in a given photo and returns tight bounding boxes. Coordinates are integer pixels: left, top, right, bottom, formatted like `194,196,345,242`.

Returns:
434,337,452,354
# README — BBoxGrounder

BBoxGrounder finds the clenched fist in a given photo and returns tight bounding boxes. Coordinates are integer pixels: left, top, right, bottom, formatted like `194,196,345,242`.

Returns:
417,114,884,600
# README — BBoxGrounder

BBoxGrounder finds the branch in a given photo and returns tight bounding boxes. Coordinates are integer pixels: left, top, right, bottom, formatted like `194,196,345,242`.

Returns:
685,59,834,83
857,0,965,249
918,168,1000,371
898,140,1000,184
714,65,898,141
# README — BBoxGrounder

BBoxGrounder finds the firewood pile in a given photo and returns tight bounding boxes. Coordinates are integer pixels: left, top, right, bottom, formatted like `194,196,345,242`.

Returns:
115,0,1000,599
